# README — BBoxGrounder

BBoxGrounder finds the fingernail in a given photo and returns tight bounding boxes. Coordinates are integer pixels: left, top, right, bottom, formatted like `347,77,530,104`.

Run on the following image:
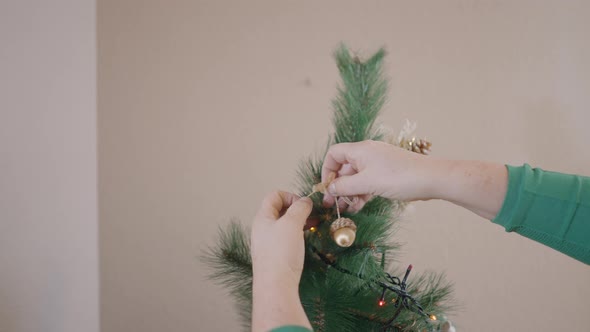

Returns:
328,183,337,195
300,197,312,204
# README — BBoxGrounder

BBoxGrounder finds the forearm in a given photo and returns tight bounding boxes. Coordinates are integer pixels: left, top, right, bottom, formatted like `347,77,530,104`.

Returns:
252,277,311,332
430,159,508,220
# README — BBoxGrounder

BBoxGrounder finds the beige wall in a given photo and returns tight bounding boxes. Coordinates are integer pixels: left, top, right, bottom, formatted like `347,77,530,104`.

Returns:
0,1,99,332
98,1,590,331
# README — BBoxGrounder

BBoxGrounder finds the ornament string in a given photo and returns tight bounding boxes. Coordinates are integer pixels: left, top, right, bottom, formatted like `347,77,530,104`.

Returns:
335,195,342,219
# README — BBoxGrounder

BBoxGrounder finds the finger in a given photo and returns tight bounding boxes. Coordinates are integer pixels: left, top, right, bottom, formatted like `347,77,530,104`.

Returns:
347,194,372,213
328,172,373,197
340,196,356,206
336,197,348,211
338,163,357,177
323,192,336,208
323,163,356,206
321,143,361,184
342,196,359,212
283,197,313,229
257,191,299,221
322,143,362,207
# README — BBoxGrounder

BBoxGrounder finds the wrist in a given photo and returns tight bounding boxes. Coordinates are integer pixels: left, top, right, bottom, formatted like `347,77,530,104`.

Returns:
252,256,303,285
432,158,470,203
427,159,508,219
415,156,455,201
253,279,300,304
252,268,301,295
252,275,309,332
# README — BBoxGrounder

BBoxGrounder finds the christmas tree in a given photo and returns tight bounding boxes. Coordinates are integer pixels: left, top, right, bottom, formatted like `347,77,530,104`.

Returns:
204,45,455,332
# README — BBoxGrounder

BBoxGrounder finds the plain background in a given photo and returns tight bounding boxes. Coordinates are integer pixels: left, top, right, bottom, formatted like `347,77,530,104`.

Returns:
98,1,590,331
0,1,98,332
4,1,590,332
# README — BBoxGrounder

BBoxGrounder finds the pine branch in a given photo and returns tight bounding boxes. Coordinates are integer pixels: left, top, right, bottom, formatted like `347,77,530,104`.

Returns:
201,221,253,330
332,45,387,143
296,153,324,196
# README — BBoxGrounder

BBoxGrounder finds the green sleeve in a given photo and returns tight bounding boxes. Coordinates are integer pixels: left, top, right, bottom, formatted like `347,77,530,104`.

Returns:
269,326,312,332
492,164,590,264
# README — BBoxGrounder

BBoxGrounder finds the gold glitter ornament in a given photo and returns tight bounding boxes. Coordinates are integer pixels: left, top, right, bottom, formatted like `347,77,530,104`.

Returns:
329,217,357,247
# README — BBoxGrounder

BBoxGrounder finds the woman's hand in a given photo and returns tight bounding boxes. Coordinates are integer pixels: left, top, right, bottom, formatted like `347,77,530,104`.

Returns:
322,140,438,211
322,140,507,220
251,191,313,332
251,191,312,287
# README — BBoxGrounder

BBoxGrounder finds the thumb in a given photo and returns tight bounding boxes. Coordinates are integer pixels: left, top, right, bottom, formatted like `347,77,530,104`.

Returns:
283,197,313,227
328,173,372,197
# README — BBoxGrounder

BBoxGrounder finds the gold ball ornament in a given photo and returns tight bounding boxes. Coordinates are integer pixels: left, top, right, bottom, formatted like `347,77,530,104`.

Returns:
329,218,357,247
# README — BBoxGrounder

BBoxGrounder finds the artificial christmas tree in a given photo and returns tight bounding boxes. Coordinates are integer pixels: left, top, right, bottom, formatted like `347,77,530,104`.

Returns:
204,45,455,331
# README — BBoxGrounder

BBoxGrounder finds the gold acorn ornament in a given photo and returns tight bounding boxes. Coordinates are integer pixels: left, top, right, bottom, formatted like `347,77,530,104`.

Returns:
330,217,357,247
307,172,358,247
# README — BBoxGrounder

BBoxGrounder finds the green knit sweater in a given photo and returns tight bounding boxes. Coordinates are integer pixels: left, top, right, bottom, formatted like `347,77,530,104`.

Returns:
493,164,590,264
270,164,590,332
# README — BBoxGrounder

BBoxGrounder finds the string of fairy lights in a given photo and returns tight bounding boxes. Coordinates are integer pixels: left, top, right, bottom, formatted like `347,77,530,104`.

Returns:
310,245,437,330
